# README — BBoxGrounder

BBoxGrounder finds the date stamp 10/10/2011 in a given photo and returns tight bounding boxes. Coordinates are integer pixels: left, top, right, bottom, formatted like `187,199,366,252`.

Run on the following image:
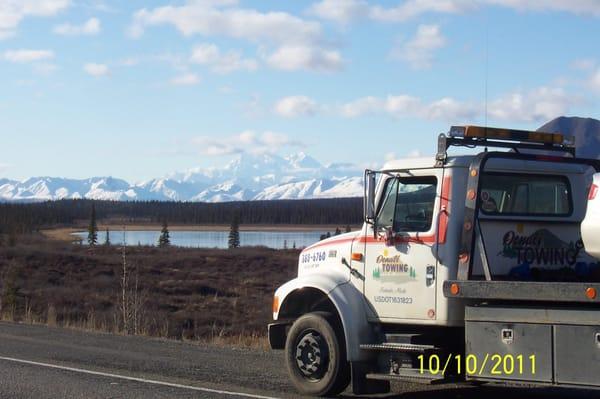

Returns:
418,354,537,377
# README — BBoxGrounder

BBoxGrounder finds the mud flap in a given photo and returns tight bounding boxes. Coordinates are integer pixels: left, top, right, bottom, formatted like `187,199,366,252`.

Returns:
351,362,390,395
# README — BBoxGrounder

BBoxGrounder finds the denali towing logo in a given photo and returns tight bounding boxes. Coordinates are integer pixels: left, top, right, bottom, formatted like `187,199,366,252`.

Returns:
501,228,584,266
372,249,416,282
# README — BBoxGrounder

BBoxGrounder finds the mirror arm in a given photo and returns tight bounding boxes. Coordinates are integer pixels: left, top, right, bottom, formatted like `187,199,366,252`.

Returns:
364,169,377,225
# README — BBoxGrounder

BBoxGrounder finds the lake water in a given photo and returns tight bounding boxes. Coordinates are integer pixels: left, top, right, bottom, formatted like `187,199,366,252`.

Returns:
72,230,328,249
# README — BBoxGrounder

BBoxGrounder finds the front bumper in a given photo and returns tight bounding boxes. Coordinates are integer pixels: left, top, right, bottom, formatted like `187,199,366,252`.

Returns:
267,321,289,350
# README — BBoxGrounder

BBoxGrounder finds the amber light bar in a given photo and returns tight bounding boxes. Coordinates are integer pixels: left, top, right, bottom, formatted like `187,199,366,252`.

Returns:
449,125,575,147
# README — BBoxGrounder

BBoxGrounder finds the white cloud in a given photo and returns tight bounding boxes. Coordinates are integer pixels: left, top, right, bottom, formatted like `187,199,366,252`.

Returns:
425,97,478,120
129,2,322,45
370,0,473,22
488,86,578,122
274,96,319,117
340,94,479,121
0,0,71,38
308,0,473,23
191,131,304,156
340,96,383,117
83,62,109,76
190,43,257,73
191,137,242,156
170,72,201,86
308,0,369,25
487,0,600,16
338,86,576,123
130,1,342,73
391,24,446,70
572,58,596,71
53,17,101,35
308,0,600,25
589,69,600,93
3,49,54,63
118,57,139,67
266,45,343,72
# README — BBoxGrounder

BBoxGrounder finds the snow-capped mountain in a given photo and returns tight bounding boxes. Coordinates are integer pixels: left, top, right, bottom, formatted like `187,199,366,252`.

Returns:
0,152,364,202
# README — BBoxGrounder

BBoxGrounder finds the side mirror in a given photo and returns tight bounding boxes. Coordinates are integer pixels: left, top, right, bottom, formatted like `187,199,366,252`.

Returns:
364,170,377,224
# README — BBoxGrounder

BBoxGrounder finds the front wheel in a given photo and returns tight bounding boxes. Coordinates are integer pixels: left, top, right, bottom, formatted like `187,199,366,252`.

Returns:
285,312,350,397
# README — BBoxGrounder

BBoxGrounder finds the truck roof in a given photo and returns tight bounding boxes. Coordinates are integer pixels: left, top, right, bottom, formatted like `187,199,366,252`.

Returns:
383,155,472,171
382,153,592,174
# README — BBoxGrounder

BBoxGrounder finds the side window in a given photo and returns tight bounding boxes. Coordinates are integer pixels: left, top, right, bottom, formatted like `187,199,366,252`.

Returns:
394,177,437,232
480,173,572,216
376,176,438,232
376,178,398,229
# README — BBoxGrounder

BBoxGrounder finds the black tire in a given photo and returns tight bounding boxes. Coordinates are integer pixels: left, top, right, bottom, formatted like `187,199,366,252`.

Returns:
285,312,350,397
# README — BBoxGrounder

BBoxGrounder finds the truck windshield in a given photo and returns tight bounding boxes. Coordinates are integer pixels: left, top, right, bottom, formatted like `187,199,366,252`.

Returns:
480,173,572,216
376,177,437,232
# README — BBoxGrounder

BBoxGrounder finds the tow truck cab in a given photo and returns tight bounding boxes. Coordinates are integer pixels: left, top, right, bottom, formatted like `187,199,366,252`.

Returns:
269,126,600,397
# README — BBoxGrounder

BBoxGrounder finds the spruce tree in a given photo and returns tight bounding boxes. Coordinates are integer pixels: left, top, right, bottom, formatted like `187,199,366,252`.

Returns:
158,220,170,248
228,212,240,249
87,202,98,246
104,229,111,246
346,225,352,233
335,227,342,236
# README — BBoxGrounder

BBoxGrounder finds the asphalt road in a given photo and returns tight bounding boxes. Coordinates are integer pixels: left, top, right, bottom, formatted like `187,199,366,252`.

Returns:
0,322,594,399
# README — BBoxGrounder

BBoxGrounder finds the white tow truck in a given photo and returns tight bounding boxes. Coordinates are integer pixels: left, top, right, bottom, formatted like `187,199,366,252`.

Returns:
269,126,600,396
582,173,600,259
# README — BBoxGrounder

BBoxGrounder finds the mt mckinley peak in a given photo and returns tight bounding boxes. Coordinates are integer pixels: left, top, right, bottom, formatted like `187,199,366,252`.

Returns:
0,152,364,203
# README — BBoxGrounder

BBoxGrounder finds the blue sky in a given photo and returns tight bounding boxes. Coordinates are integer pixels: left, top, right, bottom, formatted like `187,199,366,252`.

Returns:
1,0,600,182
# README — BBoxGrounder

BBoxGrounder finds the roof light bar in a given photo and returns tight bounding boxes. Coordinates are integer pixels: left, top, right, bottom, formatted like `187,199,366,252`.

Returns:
449,125,575,147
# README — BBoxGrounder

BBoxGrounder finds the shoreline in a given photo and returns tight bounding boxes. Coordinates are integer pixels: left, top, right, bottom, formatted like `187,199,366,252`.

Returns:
41,224,359,242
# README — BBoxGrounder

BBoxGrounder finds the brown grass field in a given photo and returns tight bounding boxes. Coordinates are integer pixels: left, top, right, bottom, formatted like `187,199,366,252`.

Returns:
0,234,299,347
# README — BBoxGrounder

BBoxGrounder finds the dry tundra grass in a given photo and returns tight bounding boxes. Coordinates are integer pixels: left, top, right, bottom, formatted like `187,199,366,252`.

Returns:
0,234,298,348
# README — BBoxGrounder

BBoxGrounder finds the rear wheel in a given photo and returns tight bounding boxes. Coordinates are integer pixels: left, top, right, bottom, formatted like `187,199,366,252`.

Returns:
285,312,350,397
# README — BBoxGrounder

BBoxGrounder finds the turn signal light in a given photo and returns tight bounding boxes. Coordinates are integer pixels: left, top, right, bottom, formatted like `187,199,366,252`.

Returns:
589,184,599,200
450,283,460,296
272,296,280,313
586,287,597,300
351,253,363,262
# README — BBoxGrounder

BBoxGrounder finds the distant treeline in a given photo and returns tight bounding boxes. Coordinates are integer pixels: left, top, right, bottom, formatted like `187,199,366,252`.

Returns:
0,198,363,233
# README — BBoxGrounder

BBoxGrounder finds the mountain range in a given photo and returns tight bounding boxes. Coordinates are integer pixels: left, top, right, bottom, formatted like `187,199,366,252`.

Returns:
2,117,598,203
0,152,364,202
537,116,600,159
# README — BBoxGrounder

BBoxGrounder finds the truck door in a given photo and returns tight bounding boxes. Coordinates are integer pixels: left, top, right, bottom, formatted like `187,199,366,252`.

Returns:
362,171,442,321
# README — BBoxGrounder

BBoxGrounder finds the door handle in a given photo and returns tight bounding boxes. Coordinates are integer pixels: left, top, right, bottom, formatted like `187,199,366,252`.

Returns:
426,265,435,287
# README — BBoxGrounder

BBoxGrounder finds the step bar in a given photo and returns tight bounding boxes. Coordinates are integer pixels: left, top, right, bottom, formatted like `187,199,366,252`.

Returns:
360,343,439,353
366,369,451,385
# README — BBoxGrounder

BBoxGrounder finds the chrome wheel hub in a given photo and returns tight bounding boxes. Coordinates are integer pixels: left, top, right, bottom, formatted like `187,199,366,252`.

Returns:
295,331,328,380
